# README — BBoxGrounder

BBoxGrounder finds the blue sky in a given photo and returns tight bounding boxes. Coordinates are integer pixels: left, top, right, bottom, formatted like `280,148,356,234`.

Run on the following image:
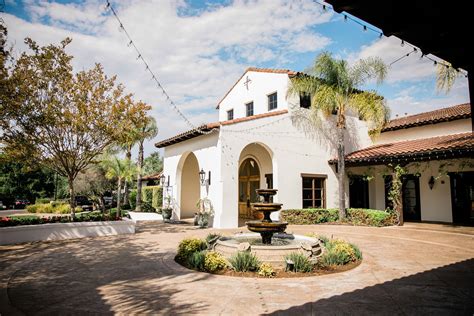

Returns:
2,0,469,154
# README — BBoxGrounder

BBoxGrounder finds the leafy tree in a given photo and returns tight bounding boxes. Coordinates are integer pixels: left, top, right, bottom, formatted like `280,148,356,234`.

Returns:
135,117,159,212
143,152,163,176
288,52,388,219
74,164,115,211
102,156,136,218
0,37,150,216
0,154,68,205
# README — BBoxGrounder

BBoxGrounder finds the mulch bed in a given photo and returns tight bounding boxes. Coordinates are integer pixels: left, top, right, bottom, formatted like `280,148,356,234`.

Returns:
176,259,361,278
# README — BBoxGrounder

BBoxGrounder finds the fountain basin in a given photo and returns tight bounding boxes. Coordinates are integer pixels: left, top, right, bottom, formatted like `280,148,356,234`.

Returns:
213,233,324,268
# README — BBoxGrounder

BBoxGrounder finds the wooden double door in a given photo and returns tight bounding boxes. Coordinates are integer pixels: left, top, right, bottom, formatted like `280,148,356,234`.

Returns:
239,158,260,219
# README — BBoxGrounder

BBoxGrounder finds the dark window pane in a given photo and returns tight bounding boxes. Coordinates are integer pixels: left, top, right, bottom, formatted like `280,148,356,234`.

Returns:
268,92,277,110
246,102,254,117
314,199,323,208
314,179,323,189
314,189,322,200
300,93,311,109
303,200,313,209
303,177,313,188
303,189,313,199
227,109,234,120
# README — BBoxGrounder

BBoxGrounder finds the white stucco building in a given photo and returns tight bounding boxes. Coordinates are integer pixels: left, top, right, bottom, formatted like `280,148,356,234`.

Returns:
156,67,473,228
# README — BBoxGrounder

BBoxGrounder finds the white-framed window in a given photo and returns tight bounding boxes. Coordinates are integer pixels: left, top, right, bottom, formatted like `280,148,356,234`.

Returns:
227,109,234,120
246,101,254,117
268,92,278,110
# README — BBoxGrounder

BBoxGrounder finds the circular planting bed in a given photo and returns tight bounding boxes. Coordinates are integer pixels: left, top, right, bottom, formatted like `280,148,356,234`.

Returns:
175,233,362,278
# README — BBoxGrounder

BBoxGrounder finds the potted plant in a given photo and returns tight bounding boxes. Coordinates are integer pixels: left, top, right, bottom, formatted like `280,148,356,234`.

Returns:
162,196,173,220
196,197,214,228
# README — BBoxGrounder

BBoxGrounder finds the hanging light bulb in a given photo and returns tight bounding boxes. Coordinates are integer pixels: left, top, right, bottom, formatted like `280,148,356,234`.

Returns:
344,15,348,22
379,32,383,38
401,40,405,47
322,4,326,10
363,25,367,32
433,60,437,66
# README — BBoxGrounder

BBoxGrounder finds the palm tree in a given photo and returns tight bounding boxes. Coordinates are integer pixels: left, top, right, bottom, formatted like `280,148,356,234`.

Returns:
288,52,389,219
102,156,136,219
436,62,458,93
135,117,158,212
120,129,141,207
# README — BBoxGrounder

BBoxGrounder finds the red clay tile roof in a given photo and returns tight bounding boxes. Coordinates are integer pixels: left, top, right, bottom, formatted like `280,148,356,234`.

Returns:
381,103,471,132
216,67,298,109
330,132,474,166
155,109,288,148
142,172,163,181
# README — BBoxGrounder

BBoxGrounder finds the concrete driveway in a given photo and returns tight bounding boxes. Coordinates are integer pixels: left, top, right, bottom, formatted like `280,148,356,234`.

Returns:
1,222,473,315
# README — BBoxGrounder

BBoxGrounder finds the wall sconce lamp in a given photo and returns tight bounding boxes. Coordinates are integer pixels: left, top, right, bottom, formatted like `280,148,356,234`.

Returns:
160,174,170,188
199,169,211,186
428,176,435,190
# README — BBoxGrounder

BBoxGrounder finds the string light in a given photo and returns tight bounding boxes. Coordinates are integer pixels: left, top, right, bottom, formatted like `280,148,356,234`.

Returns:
104,0,217,136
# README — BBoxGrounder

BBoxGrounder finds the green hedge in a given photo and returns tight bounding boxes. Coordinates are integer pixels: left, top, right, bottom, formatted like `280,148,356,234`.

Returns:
280,208,395,227
0,213,120,227
280,208,338,225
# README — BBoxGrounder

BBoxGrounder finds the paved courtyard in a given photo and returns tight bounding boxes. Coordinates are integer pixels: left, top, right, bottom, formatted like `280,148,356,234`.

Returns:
1,222,474,315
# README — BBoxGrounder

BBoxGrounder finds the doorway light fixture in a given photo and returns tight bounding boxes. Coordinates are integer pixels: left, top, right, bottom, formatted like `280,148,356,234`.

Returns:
199,169,211,186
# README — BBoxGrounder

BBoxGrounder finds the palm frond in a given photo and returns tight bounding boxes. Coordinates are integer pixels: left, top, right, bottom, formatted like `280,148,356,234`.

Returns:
349,91,389,132
436,63,458,93
350,56,387,87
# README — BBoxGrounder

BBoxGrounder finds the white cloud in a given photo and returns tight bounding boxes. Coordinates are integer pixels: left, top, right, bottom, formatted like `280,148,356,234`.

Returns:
351,35,444,83
388,79,469,118
4,0,333,155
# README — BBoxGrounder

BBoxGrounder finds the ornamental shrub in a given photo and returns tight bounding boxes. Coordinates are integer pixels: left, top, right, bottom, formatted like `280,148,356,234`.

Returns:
281,208,396,226
285,252,313,273
258,263,275,277
319,238,362,267
176,238,207,262
280,209,338,225
188,250,206,271
346,208,395,226
0,213,118,227
229,251,261,272
26,202,70,214
204,251,227,273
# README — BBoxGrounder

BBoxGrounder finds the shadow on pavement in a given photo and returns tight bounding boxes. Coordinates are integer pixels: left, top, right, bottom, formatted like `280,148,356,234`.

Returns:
266,258,474,315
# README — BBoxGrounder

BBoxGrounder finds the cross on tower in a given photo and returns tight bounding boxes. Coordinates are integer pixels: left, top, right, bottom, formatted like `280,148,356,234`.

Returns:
243,76,252,90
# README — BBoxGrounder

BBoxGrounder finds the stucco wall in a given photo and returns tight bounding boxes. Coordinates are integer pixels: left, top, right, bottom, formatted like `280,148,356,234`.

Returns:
375,119,471,144
218,71,291,121
162,132,221,221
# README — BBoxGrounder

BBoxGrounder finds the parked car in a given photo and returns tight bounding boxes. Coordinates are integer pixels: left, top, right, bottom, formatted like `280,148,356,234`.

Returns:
14,199,30,209
75,196,93,211
0,201,6,210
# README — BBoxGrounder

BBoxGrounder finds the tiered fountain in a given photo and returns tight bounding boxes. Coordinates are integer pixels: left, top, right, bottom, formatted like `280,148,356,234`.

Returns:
246,189,288,244
213,188,323,267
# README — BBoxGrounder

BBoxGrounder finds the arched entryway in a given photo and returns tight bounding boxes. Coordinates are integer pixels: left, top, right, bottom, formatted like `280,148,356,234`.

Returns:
238,158,260,218
238,143,274,221
178,152,200,218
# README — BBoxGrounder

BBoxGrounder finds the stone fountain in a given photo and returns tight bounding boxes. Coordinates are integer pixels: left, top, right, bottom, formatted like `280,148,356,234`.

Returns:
213,188,324,267
246,189,288,244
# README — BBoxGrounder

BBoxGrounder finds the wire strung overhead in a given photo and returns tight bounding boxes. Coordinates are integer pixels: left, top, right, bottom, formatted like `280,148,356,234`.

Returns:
313,1,468,77
104,1,217,135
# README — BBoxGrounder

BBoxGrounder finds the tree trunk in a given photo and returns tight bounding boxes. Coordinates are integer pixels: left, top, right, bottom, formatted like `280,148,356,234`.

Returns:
116,177,122,219
337,126,346,219
123,149,131,206
136,140,144,212
68,176,76,218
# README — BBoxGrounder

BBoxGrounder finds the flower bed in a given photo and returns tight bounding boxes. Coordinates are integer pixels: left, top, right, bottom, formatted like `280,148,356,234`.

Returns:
280,208,396,226
0,214,134,245
174,234,362,278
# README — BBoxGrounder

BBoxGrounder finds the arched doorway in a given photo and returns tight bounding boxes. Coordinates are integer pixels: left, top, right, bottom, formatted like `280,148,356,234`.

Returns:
239,158,261,219
179,152,200,218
